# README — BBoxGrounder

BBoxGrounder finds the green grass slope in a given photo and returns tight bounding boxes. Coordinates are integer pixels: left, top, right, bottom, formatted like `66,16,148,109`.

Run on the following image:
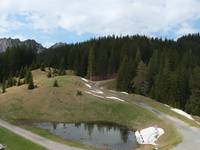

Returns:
0,127,45,150
0,69,182,150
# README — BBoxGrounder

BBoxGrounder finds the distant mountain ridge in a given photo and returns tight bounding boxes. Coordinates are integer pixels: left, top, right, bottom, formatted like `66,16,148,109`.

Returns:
50,42,67,49
0,38,45,53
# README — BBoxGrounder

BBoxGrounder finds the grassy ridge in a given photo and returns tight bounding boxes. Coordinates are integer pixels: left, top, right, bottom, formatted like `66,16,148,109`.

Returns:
0,70,182,149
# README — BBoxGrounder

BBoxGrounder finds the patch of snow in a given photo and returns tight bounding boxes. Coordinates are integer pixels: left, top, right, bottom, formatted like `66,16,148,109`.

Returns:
171,108,194,120
109,90,116,93
164,104,170,108
90,89,104,94
84,83,92,88
0,144,6,149
81,78,88,82
85,91,104,99
195,121,200,126
106,96,125,102
121,91,129,95
135,126,165,145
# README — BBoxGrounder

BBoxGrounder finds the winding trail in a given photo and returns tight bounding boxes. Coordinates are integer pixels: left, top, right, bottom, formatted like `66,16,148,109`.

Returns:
0,119,83,150
91,80,200,150
136,103,200,150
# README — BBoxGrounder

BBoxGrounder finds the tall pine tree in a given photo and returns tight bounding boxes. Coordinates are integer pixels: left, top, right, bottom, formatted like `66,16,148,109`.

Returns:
87,47,95,80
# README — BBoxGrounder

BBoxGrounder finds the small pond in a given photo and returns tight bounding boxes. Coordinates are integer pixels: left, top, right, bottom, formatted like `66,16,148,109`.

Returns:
34,122,138,150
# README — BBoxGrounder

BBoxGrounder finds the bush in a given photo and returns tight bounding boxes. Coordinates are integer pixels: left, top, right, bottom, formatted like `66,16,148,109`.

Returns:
53,80,59,87
47,72,52,78
40,64,45,71
28,79,34,90
76,90,82,96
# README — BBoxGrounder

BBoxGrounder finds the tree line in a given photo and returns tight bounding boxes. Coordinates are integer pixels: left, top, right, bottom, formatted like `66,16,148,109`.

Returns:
0,34,200,115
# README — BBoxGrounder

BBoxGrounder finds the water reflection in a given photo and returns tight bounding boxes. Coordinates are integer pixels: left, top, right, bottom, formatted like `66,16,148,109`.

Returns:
35,122,138,150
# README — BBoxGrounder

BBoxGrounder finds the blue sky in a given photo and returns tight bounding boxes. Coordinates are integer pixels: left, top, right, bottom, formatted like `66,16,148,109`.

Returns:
0,0,200,47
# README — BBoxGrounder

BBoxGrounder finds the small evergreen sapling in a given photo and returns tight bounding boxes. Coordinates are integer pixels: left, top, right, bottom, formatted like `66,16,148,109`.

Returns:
53,80,59,87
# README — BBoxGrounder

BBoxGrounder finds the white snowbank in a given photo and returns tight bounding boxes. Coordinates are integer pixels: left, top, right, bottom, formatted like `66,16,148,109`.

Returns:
164,104,170,108
106,96,125,102
81,78,89,82
0,144,6,149
109,90,116,93
121,91,129,95
135,127,165,145
171,108,194,120
85,83,92,88
195,121,200,126
85,91,104,99
90,89,104,94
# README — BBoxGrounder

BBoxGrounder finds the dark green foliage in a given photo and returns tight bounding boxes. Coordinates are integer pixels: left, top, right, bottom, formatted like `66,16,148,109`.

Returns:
133,61,148,95
28,78,34,90
53,80,59,87
25,70,31,84
58,58,66,76
25,70,34,90
117,55,136,92
135,48,141,64
87,47,95,79
185,66,200,115
147,49,160,91
0,46,36,81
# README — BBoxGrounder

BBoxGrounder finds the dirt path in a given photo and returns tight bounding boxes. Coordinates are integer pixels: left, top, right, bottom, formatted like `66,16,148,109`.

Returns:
93,80,200,150
0,119,84,150
136,103,200,150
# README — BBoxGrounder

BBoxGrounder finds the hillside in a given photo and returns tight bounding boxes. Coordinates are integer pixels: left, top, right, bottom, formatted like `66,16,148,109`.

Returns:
1,34,200,117
0,69,183,150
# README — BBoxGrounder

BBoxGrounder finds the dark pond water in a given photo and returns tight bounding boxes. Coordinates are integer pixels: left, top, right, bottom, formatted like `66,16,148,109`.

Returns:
35,122,138,150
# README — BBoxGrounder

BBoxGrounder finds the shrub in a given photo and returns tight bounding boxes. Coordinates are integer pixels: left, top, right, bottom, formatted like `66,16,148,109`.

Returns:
47,71,52,78
53,80,59,87
76,90,82,96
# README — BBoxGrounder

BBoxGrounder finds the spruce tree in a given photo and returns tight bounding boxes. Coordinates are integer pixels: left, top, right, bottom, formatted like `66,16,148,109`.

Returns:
117,55,136,92
53,80,59,87
25,70,31,84
154,55,171,103
135,48,141,64
147,49,160,91
28,72,34,90
117,55,129,90
186,66,200,115
87,47,95,80
133,61,148,95
25,70,34,90
59,58,66,76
